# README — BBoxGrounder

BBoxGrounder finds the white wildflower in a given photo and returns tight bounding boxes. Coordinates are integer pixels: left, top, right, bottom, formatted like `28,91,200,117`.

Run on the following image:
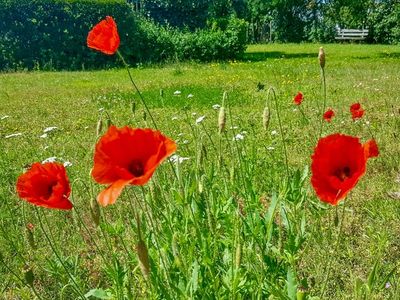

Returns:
187,94,194,98
43,126,58,133
230,126,239,130
233,133,244,141
40,133,48,139
192,112,197,116
169,154,190,164
212,104,221,110
267,146,275,151
172,116,178,121
42,157,57,163
63,161,73,167
271,130,278,136
174,90,181,96
5,133,22,139
1,115,10,120
196,115,206,124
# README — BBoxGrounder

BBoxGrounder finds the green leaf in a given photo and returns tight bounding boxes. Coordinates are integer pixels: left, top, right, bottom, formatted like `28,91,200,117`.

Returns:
287,267,297,300
85,288,113,299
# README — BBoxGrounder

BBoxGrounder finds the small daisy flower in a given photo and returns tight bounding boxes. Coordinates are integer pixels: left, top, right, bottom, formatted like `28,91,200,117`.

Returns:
196,116,206,124
233,133,244,141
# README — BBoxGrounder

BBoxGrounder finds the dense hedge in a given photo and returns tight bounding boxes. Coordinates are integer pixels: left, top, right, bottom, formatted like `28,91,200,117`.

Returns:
0,0,143,70
0,0,247,71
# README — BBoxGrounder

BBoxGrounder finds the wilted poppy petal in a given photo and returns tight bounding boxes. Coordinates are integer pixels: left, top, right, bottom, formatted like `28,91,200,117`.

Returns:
87,16,120,55
363,139,379,159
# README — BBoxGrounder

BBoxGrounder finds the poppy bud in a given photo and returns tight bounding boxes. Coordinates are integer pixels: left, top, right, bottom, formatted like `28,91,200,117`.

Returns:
296,287,306,300
136,240,150,280
131,101,136,116
218,92,227,134
26,223,36,250
23,265,35,286
172,233,182,267
96,119,103,137
198,175,205,194
90,198,101,227
262,106,270,131
318,47,325,69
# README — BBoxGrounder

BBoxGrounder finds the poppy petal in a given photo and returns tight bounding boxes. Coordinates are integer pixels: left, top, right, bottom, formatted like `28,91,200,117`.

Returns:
97,179,132,207
363,139,379,159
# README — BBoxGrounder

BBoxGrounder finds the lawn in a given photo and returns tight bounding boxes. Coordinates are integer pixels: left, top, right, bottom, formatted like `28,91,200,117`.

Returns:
0,43,399,299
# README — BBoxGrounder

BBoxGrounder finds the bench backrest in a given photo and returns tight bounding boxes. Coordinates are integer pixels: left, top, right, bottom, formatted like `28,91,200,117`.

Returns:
335,28,369,40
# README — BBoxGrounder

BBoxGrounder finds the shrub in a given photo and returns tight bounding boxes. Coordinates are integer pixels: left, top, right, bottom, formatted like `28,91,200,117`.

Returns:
0,0,248,71
0,0,143,70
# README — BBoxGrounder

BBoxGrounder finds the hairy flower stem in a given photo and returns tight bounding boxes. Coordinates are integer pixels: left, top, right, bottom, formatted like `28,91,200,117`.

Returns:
318,67,327,138
0,254,43,300
117,51,179,183
35,208,86,299
269,87,290,181
320,200,347,298
117,51,158,130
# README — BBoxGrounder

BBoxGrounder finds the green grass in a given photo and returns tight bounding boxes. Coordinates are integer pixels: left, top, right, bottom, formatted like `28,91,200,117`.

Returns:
0,43,400,299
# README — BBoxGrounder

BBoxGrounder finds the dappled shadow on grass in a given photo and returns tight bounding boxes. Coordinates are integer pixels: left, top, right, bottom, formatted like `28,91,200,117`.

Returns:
241,51,316,62
378,52,400,59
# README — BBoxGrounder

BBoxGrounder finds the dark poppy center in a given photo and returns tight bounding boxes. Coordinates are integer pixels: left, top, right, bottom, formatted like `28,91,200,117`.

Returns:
44,182,57,200
334,166,351,182
128,160,144,177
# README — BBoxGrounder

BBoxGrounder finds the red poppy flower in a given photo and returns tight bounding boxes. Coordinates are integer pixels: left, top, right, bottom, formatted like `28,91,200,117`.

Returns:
92,126,177,206
311,134,368,205
363,139,379,159
323,108,335,122
350,102,365,120
87,16,120,55
16,163,72,210
293,92,304,105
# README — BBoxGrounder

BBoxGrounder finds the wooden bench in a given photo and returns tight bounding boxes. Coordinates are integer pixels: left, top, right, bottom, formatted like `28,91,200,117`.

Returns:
335,28,369,41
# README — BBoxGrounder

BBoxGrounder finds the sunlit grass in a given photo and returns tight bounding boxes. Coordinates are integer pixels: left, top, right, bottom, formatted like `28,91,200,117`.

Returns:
0,43,399,299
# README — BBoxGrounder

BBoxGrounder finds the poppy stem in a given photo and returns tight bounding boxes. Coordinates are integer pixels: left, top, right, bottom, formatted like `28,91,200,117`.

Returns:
269,87,290,180
0,253,44,300
34,208,86,299
117,51,158,130
318,67,327,138
320,200,347,297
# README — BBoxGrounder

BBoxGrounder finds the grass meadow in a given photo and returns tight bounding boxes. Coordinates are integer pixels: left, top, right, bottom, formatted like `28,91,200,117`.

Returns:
0,43,400,299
